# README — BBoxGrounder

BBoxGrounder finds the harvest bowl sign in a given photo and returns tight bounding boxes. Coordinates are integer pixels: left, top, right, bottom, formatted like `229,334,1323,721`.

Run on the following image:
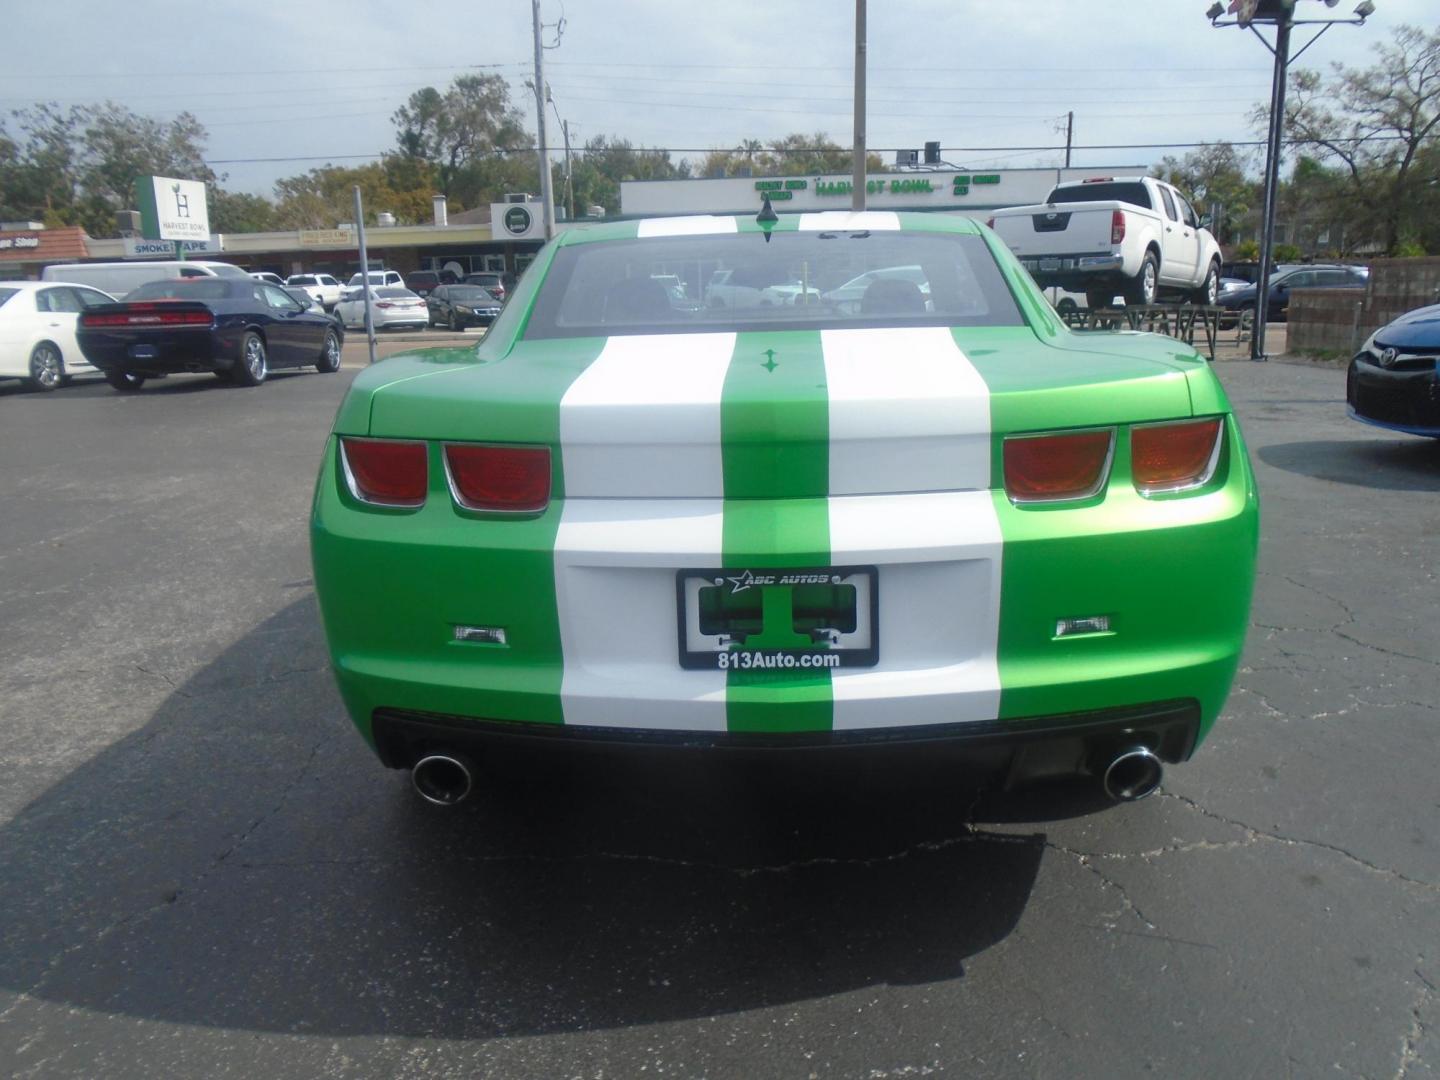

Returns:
136,175,211,242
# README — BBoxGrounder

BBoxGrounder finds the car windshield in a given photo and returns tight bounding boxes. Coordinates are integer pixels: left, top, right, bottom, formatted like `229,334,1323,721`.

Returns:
523,229,1022,339
1047,182,1152,209
447,286,497,303
0,287,17,309
126,279,234,301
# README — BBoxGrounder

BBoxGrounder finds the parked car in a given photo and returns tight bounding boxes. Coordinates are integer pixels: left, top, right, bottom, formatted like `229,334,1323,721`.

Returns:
41,260,249,300
283,286,326,315
1217,265,1368,322
462,271,507,303
425,284,502,330
1346,302,1440,437
286,273,343,310
989,176,1223,308
346,270,404,295
0,281,118,390
76,277,342,391
404,271,443,297
334,287,429,331
249,272,286,287
822,265,931,315
310,210,1258,809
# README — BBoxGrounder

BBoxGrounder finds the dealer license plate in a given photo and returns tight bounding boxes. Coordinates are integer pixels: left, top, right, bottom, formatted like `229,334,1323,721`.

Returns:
1039,258,1062,272
676,566,878,671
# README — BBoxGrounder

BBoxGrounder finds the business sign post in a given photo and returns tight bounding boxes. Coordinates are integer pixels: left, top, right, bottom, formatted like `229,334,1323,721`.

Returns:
135,175,211,261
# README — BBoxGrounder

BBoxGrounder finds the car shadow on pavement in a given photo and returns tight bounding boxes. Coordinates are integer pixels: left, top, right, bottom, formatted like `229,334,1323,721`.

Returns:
1257,437,1440,491
0,599,1052,1041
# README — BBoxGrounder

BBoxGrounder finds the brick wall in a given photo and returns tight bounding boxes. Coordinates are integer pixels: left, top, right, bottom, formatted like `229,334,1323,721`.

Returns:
1289,258,1440,355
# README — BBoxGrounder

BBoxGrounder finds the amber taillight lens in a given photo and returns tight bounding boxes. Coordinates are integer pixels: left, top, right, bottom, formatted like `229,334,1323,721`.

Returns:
340,438,428,507
444,444,550,513
1131,418,1223,494
1003,429,1114,503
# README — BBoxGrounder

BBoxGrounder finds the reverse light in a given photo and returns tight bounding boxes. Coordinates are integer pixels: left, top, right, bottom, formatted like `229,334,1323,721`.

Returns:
1003,429,1114,503
443,444,551,513
1110,210,1126,245
1131,418,1224,495
340,437,428,507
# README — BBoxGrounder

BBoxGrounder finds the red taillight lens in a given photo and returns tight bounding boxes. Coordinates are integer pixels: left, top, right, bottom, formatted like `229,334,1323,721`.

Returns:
1004,429,1114,503
340,438,428,506
374,301,394,309
1110,210,1126,245
80,306,213,328
1131,418,1223,494
444,444,550,512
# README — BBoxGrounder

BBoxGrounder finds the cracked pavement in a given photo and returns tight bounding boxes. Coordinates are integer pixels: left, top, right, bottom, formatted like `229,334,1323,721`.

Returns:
0,359,1437,1079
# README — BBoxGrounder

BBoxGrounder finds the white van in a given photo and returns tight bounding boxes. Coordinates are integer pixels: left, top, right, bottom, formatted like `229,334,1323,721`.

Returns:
41,260,250,300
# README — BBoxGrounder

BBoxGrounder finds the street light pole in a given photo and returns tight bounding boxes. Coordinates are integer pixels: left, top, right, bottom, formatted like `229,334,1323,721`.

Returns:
531,0,556,241
851,0,866,212
1206,0,1374,361
1252,13,1292,361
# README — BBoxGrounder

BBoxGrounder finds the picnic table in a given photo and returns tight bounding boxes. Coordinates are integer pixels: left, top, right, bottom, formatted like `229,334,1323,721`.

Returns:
1058,304,1232,361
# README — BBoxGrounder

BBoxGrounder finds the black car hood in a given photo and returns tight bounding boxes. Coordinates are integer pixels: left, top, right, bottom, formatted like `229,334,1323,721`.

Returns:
1373,303,1440,349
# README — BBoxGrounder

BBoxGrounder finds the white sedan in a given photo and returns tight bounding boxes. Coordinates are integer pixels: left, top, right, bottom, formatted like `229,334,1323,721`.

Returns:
0,280,118,390
333,287,429,331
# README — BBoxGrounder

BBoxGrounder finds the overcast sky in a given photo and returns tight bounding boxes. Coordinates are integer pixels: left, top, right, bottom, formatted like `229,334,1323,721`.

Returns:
2,0,1432,198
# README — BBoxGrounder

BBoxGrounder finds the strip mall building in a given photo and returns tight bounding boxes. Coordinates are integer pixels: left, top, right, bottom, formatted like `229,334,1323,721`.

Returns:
2,167,1139,281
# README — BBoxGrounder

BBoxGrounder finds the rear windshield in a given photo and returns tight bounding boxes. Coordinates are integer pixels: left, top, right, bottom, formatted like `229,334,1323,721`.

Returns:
375,287,417,299
523,230,1022,339
467,273,501,284
446,286,498,303
0,288,17,309
288,275,317,286
1046,182,1152,209
127,279,235,301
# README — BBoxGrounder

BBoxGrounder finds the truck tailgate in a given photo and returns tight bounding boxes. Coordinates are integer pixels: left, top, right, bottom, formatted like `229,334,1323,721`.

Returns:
993,205,1116,258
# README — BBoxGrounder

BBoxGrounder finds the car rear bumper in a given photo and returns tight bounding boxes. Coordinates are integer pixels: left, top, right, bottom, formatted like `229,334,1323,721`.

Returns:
77,328,235,375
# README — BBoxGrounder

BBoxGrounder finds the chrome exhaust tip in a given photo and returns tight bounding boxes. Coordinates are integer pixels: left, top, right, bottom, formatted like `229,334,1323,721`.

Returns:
411,753,475,806
1102,746,1164,802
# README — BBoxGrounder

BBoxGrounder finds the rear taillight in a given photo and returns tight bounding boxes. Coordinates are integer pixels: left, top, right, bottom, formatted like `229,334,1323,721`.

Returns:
374,301,394,309
340,438,428,507
1110,210,1126,245
80,307,213,328
1003,429,1114,503
444,444,551,513
1131,418,1223,495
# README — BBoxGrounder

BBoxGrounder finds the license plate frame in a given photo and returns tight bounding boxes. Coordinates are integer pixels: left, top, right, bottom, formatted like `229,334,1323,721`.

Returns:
675,565,879,671
1038,257,1062,272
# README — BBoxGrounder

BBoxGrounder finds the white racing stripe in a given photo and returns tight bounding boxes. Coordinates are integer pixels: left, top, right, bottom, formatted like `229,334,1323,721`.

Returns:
827,492,1003,729
637,216,739,237
559,333,736,498
821,326,991,495
555,499,727,730
798,211,901,232
556,331,735,729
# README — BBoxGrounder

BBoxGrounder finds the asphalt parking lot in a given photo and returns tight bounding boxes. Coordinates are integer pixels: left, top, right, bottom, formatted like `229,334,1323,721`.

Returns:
0,351,1436,1078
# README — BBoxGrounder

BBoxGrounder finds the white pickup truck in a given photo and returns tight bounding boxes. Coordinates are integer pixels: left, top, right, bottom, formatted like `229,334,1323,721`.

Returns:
988,176,1222,309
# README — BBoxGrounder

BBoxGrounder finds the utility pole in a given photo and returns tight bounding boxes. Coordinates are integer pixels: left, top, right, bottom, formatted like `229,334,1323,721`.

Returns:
1064,111,1074,169
851,0,866,211
531,0,556,240
353,185,376,367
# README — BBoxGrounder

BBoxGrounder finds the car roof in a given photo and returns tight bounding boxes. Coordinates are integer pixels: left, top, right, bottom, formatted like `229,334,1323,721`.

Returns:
0,280,115,293
556,211,983,246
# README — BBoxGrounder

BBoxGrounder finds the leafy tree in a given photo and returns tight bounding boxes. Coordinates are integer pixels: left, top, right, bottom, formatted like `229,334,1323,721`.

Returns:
392,75,528,198
561,135,689,216
209,188,279,234
0,102,215,236
1151,141,1256,246
272,160,436,229
698,133,884,178
1277,23,1440,254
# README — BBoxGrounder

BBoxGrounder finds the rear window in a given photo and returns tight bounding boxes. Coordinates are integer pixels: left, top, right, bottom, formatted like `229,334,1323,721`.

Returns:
1047,182,1152,209
127,279,235,301
288,275,317,286
0,288,18,309
447,286,498,303
523,230,1022,340
375,287,417,299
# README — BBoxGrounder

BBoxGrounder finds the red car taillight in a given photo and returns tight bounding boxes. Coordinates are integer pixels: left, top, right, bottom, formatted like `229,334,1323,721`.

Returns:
1003,429,1114,503
1110,210,1126,245
374,301,394,309
1131,418,1223,495
444,444,550,513
80,307,213,328
340,438,428,507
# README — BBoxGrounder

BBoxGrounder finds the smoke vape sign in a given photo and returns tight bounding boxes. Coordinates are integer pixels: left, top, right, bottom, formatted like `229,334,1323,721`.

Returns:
136,175,210,241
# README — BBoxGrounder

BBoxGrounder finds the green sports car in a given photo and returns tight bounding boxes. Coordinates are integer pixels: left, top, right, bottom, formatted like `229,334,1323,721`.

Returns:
311,211,1258,807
